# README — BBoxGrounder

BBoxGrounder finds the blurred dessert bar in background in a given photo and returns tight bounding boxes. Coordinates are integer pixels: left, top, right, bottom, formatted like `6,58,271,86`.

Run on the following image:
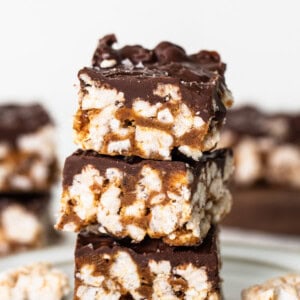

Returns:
242,274,300,300
0,193,51,256
0,103,58,255
56,148,233,246
74,227,221,300
0,262,70,299
0,104,58,192
74,34,233,161
220,105,300,234
220,105,300,187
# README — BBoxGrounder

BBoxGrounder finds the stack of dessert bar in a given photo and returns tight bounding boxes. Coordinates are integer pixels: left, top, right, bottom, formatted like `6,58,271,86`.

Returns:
220,106,300,235
0,104,58,255
56,34,234,299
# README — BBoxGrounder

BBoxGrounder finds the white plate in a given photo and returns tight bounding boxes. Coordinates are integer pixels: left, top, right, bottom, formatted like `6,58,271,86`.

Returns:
1,239,300,300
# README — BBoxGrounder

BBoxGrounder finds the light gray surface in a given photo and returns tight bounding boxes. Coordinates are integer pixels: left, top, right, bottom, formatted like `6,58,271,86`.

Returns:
1,236,300,300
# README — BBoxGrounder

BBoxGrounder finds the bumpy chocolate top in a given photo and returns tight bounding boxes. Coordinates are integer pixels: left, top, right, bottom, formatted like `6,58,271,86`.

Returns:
92,34,226,75
79,34,230,123
0,103,53,142
76,226,219,280
63,148,231,187
225,105,300,143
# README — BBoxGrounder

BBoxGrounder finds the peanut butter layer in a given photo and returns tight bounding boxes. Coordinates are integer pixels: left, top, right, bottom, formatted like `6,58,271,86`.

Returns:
74,227,221,300
55,149,233,246
0,147,58,192
74,34,233,161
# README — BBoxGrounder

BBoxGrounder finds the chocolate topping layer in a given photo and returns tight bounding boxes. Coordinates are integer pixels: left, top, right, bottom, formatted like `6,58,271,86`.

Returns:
92,34,225,75
63,148,231,187
0,103,53,142
225,105,300,143
79,34,230,123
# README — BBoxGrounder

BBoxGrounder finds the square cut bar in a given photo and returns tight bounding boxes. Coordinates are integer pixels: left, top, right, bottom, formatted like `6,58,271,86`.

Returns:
56,148,233,246
0,104,58,192
74,34,233,161
0,193,51,256
75,227,221,300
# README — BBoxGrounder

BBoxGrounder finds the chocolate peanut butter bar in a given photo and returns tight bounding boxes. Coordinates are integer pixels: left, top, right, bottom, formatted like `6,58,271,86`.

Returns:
0,104,58,192
74,34,233,161
220,105,300,234
0,263,70,299
220,105,300,187
56,148,233,246
242,274,300,300
74,227,221,300
0,193,51,256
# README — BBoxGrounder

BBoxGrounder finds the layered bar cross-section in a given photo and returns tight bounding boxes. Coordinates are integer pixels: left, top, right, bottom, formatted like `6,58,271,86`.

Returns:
56,149,233,246
74,34,233,161
75,227,221,300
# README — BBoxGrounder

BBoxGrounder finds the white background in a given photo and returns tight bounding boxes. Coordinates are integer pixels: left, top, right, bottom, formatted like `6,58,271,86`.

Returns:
0,0,299,159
